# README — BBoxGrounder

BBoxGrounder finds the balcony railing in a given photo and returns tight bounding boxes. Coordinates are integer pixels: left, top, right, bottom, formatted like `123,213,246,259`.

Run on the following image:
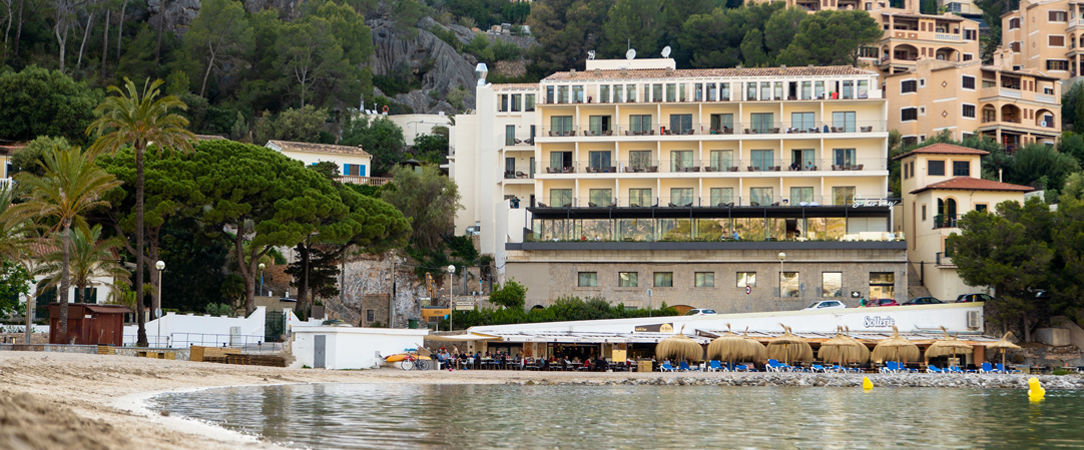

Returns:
537,157,886,175
536,194,871,209
526,215,902,243
936,251,955,267
933,214,960,229
335,176,391,186
539,92,880,106
540,121,886,138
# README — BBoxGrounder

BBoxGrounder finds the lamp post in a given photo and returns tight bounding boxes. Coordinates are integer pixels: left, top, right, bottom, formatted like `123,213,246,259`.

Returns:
777,252,786,299
447,265,456,331
155,260,165,347
258,262,266,296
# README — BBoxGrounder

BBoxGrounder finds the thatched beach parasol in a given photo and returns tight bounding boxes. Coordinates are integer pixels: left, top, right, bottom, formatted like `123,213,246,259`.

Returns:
818,326,870,366
767,324,813,364
924,326,973,366
871,325,920,364
656,326,703,362
985,331,1022,368
708,325,767,365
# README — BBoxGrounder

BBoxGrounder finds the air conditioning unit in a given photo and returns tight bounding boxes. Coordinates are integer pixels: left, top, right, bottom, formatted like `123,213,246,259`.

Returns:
966,311,981,330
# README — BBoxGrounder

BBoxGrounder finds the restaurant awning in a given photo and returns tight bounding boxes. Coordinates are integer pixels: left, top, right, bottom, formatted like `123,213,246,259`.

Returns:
426,332,502,341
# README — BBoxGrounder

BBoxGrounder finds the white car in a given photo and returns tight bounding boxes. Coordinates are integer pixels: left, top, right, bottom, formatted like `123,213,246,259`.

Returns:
684,308,718,315
803,300,846,310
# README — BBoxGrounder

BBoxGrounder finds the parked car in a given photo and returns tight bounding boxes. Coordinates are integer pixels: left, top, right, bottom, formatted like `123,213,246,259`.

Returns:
869,298,899,307
803,300,846,310
901,296,943,306
956,293,995,303
685,308,717,315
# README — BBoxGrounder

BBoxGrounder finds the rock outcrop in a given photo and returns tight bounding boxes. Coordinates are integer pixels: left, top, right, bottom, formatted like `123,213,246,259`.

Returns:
367,18,478,114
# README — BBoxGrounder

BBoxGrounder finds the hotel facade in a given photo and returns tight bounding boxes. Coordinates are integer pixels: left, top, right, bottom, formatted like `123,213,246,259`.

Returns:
453,58,909,312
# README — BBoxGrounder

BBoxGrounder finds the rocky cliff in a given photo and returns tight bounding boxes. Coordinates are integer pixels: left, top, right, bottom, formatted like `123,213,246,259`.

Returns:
367,18,478,114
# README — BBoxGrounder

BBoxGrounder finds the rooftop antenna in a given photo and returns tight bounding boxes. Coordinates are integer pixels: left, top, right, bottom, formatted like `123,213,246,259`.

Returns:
587,50,596,60
661,46,671,58
626,48,636,60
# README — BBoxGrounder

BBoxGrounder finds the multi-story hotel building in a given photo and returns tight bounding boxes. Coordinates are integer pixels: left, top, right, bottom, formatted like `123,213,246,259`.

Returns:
884,55,1062,148
454,57,909,312
1001,0,1083,79
897,143,1033,300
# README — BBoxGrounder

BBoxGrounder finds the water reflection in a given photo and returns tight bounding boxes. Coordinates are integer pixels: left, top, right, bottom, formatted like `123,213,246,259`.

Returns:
154,384,1084,449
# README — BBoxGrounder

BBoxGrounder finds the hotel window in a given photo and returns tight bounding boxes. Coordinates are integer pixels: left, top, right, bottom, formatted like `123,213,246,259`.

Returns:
695,272,715,288
822,272,843,298
750,113,774,133
841,80,854,99
928,160,945,176
665,83,677,102
550,115,573,134
1049,35,1065,47
694,83,703,101
557,85,569,103
792,112,815,131
626,84,637,102
629,150,653,171
670,150,693,172
549,151,572,170
709,150,734,171
832,111,856,132
707,83,717,101
710,113,734,133
792,148,814,169
618,272,638,287
549,188,572,207
652,84,663,102
628,188,653,207
588,188,613,207
546,86,555,104
962,104,976,118
589,115,612,135
800,81,812,99
746,82,757,100
600,85,610,103
833,148,856,169
832,186,855,205
737,272,757,288
961,76,975,90
751,149,774,171
710,187,734,206
780,272,800,298
588,151,612,172
760,82,771,100
511,94,522,111
578,272,598,287
525,94,535,111
653,272,673,287
1047,59,1069,71
572,85,584,103
720,82,730,100
858,46,878,58
630,114,653,133
750,187,773,206
668,114,692,134
506,125,516,145
953,161,970,176
815,81,825,99
612,86,623,103
1009,17,1020,29
900,80,917,93
774,82,784,100
901,107,918,121
869,272,895,300
499,94,508,112
964,29,977,40
1049,11,1067,22
669,187,694,207
790,187,813,204
679,83,687,101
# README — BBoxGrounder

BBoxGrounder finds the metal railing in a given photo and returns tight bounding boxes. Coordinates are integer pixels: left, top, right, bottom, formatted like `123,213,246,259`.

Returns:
335,176,391,186
538,157,885,175
540,121,886,138
123,332,283,351
933,214,960,229
0,343,99,353
537,193,871,208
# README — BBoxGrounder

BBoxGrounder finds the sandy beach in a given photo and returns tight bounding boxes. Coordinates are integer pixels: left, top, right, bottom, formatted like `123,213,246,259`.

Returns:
1,351,1080,449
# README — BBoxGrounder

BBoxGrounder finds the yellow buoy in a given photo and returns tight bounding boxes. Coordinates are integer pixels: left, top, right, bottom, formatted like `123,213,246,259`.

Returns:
862,376,874,391
1028,377,1045,402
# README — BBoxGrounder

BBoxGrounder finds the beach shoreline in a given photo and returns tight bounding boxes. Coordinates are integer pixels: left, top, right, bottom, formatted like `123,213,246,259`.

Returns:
2,352,1082,449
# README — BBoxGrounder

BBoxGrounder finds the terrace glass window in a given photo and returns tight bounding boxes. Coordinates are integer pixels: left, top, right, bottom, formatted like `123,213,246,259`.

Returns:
710,113,734,133
666,83,676,102
842,80,854,99
612,86,623,103
499,94,508,112
832,186,856,205
550,116,574,134
857,80,869,98
549,151,572,171
588,188,613,207
832,111,856,132
815,81,825,99
668,114,692,134
750,187,773,206
751,149,774,171
710,187,734,206
746,82,757,101
589,115,612,135
751,113,774,133
525,94,536,111
869,272,895,300
630,114,653,134
511,94,522,111
550,188,573,207
600,85,610,103
629,150,653,171
557,86,569,103
588,151,612,171
774,82,784,100
833,148,856,168
720,82,730,100
546,86,555,104
709,150,734,171
669,188,694,207
801,81,812,100
694,83,704,101
707,83,717,101
791,148,815,169
628,188,653,207
792,112,815,131
760,82,771,100
626,85,637,102
822,272,843,297
780,272,800,297
572,85,584,103
790,187,814,204
652,84,663,102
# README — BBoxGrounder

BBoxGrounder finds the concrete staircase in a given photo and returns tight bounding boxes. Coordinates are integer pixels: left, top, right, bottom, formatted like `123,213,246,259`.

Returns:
907,263,931,299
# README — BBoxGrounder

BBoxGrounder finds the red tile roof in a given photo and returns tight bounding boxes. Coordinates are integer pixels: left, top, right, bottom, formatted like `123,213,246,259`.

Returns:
910,177,1034,194
266,140,372,157
893,143,989,160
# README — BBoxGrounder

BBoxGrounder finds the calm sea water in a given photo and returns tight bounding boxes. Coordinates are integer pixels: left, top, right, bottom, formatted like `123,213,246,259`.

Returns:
153,383,1084,448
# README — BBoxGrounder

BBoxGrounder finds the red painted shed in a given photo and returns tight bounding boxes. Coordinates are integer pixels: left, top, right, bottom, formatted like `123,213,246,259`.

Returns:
48,303,130,346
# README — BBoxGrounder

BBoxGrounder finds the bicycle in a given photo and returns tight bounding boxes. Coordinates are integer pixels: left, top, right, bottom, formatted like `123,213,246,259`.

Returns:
399,351,430,371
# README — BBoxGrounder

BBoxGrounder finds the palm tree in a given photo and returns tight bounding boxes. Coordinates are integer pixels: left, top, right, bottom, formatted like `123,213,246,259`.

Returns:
87,78,194,347
0,183,35,344
37,224,129,305
8,147,121,343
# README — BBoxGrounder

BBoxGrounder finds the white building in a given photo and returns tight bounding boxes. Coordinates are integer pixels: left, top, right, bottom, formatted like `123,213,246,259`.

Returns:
359,113,452,146
266,140,373,181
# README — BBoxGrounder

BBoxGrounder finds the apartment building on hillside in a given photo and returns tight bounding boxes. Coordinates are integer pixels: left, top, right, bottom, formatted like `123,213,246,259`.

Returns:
453,57,909,312
884,55,1062,148
1001,0,1084,79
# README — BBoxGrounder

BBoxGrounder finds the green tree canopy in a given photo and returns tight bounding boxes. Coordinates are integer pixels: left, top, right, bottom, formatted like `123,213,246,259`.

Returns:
0,66,99,144
489,279,526,309
381,164,460,252
339,115,406,174
184,0,253,98
776,10,882,66
11,136,72,177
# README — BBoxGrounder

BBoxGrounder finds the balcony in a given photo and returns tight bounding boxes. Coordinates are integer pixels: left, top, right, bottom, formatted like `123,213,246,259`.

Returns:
535,192,879,209
334,176,391,186
536,157,886,176
935,251,955,267
538,121,886,140
933,214,959,229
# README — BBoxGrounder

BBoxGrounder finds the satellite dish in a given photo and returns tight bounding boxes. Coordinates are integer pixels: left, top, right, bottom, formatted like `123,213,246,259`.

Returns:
587,50,596,60
626,48,636,60
661,46,671,58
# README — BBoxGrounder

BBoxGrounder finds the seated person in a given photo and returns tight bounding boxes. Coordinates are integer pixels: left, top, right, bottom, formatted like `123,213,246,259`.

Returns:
789,161,800,171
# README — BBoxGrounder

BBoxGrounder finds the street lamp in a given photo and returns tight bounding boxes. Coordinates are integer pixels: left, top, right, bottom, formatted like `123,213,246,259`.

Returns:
777,252,786,299
155,260,165,348
446,265,456,331
258,262,266,296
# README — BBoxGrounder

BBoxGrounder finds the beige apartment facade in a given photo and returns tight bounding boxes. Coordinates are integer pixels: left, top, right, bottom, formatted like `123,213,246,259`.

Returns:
1001,0,1083,79
885,57,1062,148
896,143,1032,300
